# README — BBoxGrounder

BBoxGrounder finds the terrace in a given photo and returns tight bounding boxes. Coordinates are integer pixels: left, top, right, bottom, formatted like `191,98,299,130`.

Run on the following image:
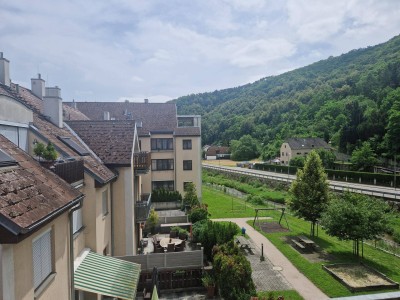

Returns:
134,151,151,174
136,193,152,223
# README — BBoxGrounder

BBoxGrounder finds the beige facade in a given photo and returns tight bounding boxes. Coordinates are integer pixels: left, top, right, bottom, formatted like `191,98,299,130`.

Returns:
280,138,331,165
140,134,202,199
280,142,295,165
1,214,71,300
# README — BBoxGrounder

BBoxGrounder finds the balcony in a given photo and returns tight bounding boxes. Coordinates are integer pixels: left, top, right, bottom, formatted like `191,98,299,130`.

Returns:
134,152,150,175
52,159,84,185
136,193,152,223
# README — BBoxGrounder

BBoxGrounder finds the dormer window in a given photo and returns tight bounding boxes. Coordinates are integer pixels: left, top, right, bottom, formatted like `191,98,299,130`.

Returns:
58,136,89,156
0,149,17,167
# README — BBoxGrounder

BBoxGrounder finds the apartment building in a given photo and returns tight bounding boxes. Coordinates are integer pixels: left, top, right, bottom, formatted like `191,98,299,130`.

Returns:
64,101,202,200
0,134,84,300
280,137,331,165
0,53,141,299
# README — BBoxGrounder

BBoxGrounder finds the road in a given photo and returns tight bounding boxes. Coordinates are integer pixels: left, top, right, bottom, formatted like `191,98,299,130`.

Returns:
203,163,400,202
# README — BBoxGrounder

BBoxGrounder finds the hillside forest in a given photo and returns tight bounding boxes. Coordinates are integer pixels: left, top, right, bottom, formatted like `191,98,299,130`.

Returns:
171,34,400,162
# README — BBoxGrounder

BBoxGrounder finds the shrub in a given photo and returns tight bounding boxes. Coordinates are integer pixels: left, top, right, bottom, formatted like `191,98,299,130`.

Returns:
246,195,264,206
152,189,182,202
189,205,209,223
213,241,256,300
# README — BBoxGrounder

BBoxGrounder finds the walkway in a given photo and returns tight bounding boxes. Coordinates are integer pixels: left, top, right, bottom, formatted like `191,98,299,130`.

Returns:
213,218,329,300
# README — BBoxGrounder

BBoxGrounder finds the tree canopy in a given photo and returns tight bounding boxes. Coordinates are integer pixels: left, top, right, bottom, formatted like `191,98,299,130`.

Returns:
350,141,378,171
230,135,259,161
288,150,329,237
321,192,392,257
173,35,400,161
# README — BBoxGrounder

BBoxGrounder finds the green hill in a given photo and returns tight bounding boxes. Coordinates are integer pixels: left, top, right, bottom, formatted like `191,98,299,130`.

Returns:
171,34,400,159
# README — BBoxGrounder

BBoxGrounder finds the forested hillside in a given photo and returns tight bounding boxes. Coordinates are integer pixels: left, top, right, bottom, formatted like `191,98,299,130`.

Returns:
171,34,400,160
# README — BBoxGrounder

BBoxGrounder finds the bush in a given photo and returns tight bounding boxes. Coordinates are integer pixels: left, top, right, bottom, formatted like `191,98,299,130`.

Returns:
246,195,264,206
213,241,256,300
189,205,209,223
152,189,182,202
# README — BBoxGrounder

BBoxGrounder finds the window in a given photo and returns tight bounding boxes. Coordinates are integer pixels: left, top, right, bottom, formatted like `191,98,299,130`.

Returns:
102,190,109,216
33,229,53,289
151,138,173,151
183,160,192,170
72,206,83,234
152,181,174,191
58,136,89,156
151,159,174,171
183,182,192,191
183,139,192,150
281,152,284,156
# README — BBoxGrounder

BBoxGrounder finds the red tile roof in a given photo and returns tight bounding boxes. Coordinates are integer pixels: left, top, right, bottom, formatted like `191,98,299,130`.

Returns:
206,146,230,156
67,120,136,165
0,134,82,234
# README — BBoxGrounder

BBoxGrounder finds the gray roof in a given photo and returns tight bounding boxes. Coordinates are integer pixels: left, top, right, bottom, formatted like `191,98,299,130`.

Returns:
285,138,330,150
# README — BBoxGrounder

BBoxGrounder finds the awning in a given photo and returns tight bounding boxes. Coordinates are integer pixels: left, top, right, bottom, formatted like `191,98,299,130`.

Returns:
75,251,141,300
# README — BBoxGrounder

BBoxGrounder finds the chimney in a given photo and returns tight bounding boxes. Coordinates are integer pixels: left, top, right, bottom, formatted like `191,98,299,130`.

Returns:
72,100,77,109
136,120,143,128
44,86,63,128
31,73,45,99
104,111,110,120
144,98,149,104
0,52,11,87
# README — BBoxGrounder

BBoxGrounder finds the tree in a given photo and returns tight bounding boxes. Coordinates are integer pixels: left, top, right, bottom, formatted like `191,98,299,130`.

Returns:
183,182,200,208
316,148,336,169
350,141,378,171
289,156,305,168
147,208,159,234
385,95,400,154
321,192,391,257
230,135,259,161
33,142,58,161
288,150,329,237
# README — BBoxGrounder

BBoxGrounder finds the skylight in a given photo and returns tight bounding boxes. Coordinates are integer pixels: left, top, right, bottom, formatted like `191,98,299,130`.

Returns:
58,136,89,156
0,149,17,167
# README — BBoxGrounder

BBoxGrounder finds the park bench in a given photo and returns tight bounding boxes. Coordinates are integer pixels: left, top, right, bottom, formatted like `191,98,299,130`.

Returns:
235,236,253,250
291,239,305,250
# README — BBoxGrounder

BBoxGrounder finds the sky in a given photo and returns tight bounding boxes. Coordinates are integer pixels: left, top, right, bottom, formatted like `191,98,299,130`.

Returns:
1,1,400,103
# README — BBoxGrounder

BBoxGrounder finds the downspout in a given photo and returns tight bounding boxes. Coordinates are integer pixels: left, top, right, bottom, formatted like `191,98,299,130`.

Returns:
110,181,114,256
69,197,83,300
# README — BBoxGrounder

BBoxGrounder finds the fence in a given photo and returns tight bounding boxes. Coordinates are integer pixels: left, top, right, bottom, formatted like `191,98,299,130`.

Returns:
117,249,203,272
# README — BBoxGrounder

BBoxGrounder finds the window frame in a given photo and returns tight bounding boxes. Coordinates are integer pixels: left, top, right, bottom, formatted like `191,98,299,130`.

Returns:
151,159,174,171
151,138,173,151
32,228,53,290
183,160,192,171
152,181,174,191
182,139,192,150
72,206,83,234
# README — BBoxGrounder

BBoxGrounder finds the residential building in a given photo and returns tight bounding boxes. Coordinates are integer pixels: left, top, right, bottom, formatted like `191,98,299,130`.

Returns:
280,137,331,165
0,53,141,299
0,134,84,300
204,145,230,160
64,101,202,200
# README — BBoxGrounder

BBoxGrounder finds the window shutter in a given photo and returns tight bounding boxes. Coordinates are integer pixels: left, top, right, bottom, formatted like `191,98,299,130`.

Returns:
32,230,52,289
73,207,83,233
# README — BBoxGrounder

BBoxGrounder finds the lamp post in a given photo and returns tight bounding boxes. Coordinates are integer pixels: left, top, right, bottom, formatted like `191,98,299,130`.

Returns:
287,153,291,183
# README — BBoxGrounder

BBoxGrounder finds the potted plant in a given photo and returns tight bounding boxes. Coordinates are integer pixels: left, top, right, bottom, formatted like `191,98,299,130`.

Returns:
34,142,58,167
170,226,180,238
178,228,189,240
148,208,159,234
202,272,216,299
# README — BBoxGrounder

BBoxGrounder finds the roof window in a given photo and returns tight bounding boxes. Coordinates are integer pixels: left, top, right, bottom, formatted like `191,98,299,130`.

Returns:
0,149,17,167
58,136,89,156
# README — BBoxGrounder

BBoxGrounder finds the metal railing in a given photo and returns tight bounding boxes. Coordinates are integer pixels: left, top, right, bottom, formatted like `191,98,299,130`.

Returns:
203,164,400,202
136,193,152,222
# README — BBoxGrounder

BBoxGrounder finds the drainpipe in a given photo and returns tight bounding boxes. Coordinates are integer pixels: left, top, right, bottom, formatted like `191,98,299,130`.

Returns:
69,197,83,300
110,181,115,256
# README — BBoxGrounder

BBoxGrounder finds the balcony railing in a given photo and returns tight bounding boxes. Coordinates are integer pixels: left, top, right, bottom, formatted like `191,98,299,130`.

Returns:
136,193,152,223
134,152,150,174
52,159,84,184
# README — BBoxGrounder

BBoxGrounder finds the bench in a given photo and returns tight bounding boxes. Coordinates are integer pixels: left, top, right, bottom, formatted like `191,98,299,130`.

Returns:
235,236,253,250
291,239,305,249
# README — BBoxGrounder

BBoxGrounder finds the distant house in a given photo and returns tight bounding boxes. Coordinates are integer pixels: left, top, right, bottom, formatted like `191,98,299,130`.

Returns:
280,137,330,165
205,146,230,160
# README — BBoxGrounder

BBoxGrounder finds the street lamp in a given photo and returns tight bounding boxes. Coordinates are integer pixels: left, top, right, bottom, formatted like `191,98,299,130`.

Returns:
287,153,291,182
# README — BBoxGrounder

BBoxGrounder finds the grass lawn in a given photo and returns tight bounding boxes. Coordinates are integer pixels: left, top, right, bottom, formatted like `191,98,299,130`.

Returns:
257,290,303,300
203,184,400,298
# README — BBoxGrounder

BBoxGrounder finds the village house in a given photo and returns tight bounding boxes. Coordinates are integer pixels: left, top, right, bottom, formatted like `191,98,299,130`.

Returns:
280,137,331,165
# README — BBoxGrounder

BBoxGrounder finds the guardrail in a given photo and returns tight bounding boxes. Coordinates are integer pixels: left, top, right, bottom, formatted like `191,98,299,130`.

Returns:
203,164,400,202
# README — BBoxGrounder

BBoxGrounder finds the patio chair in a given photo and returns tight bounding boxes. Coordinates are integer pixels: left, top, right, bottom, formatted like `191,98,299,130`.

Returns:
169,231,177,238
167,243,175,252
180,240,186,250
154,246,164,253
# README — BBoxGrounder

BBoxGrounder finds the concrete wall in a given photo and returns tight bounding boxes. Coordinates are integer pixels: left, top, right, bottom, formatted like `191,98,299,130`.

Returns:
12,214,71,300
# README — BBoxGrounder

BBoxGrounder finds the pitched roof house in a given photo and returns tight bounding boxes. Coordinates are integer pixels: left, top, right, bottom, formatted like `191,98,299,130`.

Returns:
0,134,84,299
280,137,331,165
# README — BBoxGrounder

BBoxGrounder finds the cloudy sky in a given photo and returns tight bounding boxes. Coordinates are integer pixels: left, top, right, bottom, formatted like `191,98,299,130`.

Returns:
1,1,400,103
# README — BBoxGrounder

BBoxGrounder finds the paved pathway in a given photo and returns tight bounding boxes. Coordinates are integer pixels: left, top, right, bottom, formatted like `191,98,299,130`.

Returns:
213,218,329,300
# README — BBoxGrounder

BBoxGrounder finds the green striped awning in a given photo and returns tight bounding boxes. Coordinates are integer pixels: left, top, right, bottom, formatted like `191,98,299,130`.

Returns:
75,252,141,300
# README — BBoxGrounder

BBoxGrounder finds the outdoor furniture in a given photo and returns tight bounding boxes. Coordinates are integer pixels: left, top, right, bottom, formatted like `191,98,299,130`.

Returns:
159,237,182,248
235,236,253,250
167,243,175,252
291,239,305,250
297,235,315,251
